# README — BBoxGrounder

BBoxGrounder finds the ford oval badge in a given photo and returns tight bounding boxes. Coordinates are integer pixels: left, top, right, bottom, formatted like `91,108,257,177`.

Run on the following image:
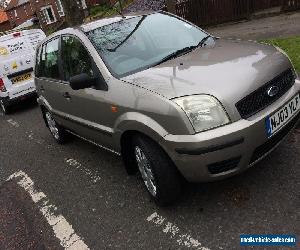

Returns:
267,86,280,97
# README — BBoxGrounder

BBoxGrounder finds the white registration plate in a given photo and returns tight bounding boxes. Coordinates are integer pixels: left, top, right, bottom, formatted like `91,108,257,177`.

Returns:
266,94,300,137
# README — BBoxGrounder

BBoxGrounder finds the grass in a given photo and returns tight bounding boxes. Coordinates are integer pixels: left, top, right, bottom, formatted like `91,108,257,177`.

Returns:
262,36,300,74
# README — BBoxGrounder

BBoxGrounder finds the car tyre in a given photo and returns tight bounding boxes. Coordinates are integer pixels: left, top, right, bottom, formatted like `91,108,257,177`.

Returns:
0,100,9,115
44,110,68,144
132,135,182,206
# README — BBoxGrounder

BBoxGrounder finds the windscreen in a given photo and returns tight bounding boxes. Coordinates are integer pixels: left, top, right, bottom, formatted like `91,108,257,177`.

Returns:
87,13,207,77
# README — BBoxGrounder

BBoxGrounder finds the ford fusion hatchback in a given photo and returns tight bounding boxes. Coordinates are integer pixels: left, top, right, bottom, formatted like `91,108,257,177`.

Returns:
34,12,300,206
0,29,46,114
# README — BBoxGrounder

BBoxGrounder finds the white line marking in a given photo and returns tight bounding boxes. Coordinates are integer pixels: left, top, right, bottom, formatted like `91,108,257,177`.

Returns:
65,158,101,184
8,171,89,250
147,212,210,250
7,119,19,127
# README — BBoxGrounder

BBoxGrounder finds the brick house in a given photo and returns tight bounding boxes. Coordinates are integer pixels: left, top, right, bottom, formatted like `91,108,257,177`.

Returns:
0,9,11,31
32,0,66,30
6,0,36,28
5,0,88,31
33,0,88,30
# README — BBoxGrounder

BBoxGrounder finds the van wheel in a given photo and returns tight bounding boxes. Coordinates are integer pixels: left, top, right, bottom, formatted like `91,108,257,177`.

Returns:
132,135,182,206
44,110,67,144
0,100,9,114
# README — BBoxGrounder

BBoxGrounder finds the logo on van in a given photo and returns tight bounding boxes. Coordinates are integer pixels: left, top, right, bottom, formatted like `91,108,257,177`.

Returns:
12,61,18,69
0,47,8,56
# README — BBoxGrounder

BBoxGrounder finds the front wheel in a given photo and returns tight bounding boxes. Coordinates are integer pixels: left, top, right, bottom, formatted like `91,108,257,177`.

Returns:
132,135,183,206
44,110,67,144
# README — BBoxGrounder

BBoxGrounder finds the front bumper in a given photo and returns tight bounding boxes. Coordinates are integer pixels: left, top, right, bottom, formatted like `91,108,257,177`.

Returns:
162,80,300,182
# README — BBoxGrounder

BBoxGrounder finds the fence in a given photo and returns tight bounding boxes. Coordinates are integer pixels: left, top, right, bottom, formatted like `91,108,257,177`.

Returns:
175,0,300,26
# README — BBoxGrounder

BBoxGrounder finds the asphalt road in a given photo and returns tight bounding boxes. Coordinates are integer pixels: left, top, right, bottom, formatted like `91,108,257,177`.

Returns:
0,99,299,250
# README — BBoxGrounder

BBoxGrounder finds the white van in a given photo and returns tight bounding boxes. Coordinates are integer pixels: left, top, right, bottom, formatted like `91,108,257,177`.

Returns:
0,29,46,114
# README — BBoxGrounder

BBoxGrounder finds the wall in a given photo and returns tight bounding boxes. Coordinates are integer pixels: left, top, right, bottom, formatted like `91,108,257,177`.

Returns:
7,2,35,27
32,0,64,30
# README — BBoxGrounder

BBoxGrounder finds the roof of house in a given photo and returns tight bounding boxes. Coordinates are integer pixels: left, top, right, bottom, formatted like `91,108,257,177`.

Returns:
6,0,29,10
0,9,8,24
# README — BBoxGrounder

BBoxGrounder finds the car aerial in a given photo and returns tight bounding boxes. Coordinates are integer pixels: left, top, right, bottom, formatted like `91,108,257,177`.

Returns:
34,11,299,206
0,29,46,114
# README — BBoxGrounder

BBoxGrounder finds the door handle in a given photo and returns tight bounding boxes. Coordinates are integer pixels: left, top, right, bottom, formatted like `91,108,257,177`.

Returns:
63,92,71,99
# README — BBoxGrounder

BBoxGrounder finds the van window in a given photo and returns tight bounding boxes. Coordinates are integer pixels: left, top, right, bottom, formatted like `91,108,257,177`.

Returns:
61,36,94,81
41,37,61,80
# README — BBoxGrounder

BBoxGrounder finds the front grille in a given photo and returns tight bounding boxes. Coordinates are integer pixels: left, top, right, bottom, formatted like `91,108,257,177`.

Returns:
208,157,241,175
236,69,296,119
250,113,300,164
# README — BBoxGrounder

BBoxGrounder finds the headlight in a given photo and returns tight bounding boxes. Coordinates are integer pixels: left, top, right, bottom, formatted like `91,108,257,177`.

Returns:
174,95,230,133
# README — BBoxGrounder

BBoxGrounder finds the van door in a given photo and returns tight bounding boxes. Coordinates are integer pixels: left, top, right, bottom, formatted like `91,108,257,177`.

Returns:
0,30,46,99
59,35,114,149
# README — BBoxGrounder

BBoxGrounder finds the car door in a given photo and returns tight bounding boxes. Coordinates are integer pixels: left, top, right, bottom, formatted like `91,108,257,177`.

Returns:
59,35,115,149
35,36,68,125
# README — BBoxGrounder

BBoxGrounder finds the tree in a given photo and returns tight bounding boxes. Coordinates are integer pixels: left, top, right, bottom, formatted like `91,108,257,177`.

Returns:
166,0,176,14
61,0,86,27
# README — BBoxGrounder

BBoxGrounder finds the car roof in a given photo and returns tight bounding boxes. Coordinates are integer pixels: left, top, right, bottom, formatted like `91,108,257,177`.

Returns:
45,11,158,41
80,10,157,32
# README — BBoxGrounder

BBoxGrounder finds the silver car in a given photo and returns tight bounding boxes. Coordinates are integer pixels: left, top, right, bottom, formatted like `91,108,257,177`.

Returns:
35,12,300,206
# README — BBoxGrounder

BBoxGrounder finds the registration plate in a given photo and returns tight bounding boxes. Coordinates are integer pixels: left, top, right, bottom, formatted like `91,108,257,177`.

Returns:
266,94,300,137
12,72,32,84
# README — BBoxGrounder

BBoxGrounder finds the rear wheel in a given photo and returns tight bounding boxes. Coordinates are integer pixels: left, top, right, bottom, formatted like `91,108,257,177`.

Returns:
44,110,67,144
0,100,9,115
132,135,182,206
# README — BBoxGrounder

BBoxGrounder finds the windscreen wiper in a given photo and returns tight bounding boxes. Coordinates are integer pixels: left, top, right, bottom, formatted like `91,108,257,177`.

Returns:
197,35,211,47
155,35,212,66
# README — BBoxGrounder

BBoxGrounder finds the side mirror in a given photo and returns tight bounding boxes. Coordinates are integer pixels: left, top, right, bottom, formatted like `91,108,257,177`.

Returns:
69,73,96,90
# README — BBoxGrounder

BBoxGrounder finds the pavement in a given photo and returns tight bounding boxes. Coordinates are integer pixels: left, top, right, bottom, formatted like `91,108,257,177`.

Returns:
0,95,299,249
208,11,300,40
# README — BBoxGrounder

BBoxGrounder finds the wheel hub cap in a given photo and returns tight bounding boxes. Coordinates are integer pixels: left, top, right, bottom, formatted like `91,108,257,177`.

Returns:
135,146,157,197
45,112,59,140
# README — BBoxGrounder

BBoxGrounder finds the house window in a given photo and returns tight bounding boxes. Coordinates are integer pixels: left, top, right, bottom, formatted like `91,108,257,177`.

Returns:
56,0,65,17
41,5,57,24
